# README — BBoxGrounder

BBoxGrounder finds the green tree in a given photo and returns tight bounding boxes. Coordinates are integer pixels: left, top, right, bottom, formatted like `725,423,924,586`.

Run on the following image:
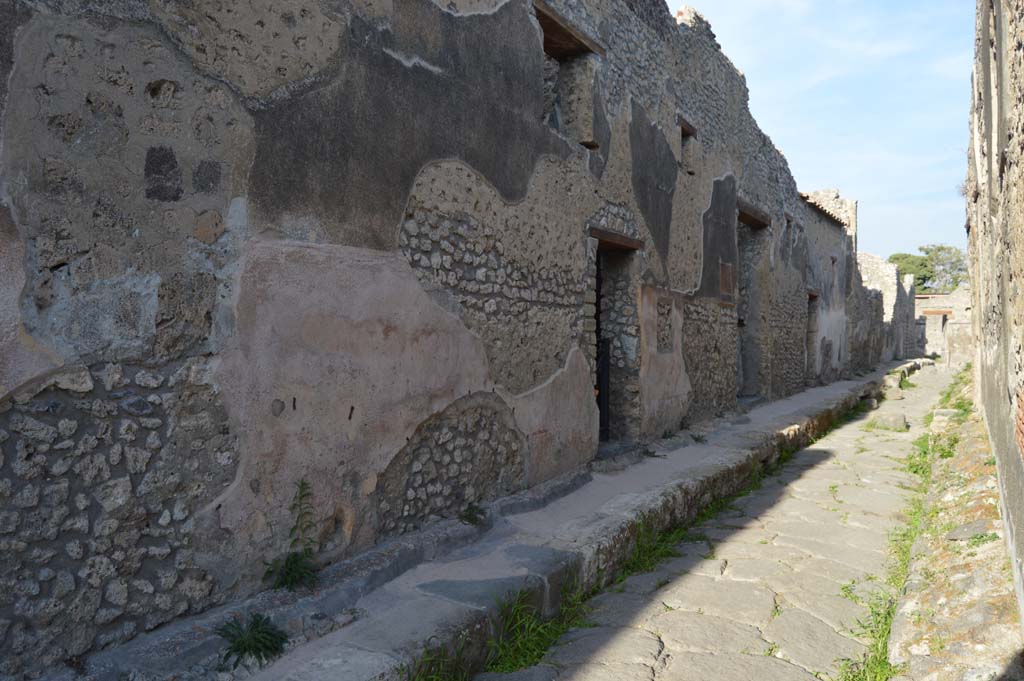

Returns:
888,252,933,291
888,245,966,294
919,244,967,293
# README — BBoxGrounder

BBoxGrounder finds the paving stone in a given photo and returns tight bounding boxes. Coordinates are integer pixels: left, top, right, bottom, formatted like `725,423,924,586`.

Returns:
555,663,656,681
767,520,886,553
720,557,795,582
773,534,887,574
763,608,865,675
658,555,726,578
584,592,673,628
647,609,770,654
543,627,662,667
660,652,818,680
792,556,874,584
660,575,777,628
777,592,866,637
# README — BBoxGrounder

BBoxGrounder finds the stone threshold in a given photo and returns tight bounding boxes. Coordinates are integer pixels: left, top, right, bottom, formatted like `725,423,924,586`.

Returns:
52,360,925,681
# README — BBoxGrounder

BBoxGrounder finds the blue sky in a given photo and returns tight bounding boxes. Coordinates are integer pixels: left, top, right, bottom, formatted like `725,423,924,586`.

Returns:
673,0,973,258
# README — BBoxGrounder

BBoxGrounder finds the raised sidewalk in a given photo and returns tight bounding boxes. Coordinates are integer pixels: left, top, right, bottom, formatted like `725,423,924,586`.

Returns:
56,361,924,680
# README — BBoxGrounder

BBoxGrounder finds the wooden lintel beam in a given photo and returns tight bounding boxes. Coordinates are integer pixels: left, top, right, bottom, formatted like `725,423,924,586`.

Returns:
534,0,607,57
737,198,771,228
589,226,644,251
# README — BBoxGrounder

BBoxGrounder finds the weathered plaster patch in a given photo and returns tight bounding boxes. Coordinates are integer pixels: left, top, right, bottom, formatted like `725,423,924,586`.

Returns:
640,288,691,438
0,204,61,397
209,240,495,582
150,0,343,99
500,348,599,486
248,0,568,250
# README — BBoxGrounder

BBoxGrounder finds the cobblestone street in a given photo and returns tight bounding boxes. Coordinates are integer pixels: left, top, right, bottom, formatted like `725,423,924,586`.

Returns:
489,366,954,680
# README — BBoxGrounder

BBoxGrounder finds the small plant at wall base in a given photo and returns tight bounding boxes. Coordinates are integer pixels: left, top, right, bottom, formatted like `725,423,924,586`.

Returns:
264,479,319,591
485,587,591,673
217,613,290,670
403,638,471,681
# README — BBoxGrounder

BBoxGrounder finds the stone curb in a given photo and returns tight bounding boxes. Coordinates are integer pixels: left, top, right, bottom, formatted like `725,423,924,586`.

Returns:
49,361,924,681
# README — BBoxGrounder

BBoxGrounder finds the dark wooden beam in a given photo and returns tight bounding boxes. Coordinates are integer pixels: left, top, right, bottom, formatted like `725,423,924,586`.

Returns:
589,226,644,251
737,198,771,228
534,0,606,58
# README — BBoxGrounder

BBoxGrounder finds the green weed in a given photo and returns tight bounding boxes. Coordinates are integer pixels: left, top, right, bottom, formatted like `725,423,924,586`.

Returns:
833,414,934,680
617,521,688,580
264,479,319,591
485,588,590,673
217,613,289,670
458,503,487,526
967,532,999,548
403,639,471,681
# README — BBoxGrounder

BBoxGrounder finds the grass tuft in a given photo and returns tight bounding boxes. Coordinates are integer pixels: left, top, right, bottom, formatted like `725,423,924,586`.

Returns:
485,589,590,672
833,376,951,681
217,613,289,670
404,640,471,681
968,532,999,548
617,521,688,579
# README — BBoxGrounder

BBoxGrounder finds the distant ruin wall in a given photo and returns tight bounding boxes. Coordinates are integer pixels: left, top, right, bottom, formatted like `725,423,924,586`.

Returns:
857,253,917,362
915,284,973,365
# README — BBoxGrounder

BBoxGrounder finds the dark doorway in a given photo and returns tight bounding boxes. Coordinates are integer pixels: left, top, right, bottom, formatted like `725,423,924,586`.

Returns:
806,293,820,382
736,209,769,399
595,252,611,442
591,230,642,443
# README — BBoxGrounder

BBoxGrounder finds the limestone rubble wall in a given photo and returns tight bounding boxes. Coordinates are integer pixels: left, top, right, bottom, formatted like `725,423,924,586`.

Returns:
0,0,904,674
967,0,1024,631
914,284,973,364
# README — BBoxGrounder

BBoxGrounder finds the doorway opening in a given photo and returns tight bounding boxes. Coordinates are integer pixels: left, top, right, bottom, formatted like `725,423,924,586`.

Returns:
591,229,642,443
806,292,820,383
736,205,770,400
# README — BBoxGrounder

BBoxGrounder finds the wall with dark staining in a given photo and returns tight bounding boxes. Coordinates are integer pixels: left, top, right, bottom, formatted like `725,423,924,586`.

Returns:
967,0,1024,629
0,0,905,674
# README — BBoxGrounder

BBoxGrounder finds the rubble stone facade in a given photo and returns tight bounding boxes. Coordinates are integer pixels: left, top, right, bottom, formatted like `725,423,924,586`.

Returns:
967,0,1024,630
915,284,973,365
0,0,915,675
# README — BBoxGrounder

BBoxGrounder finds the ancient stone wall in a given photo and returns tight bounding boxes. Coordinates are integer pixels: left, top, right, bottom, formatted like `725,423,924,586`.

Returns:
966,0,1024,628
0,0,898,673
914,284,974,365
857,252,917,362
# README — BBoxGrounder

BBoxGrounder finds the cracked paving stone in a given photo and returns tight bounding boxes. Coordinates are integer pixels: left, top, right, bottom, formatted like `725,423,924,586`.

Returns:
646,609,770,654
659,574,777,628
584,591,676,628
555,662,657,681
763,608,865,676
765,520,887,553
773,533,887,574
720,557,795,582
776,587,866,636
660,651,818,680
543,627,663,668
